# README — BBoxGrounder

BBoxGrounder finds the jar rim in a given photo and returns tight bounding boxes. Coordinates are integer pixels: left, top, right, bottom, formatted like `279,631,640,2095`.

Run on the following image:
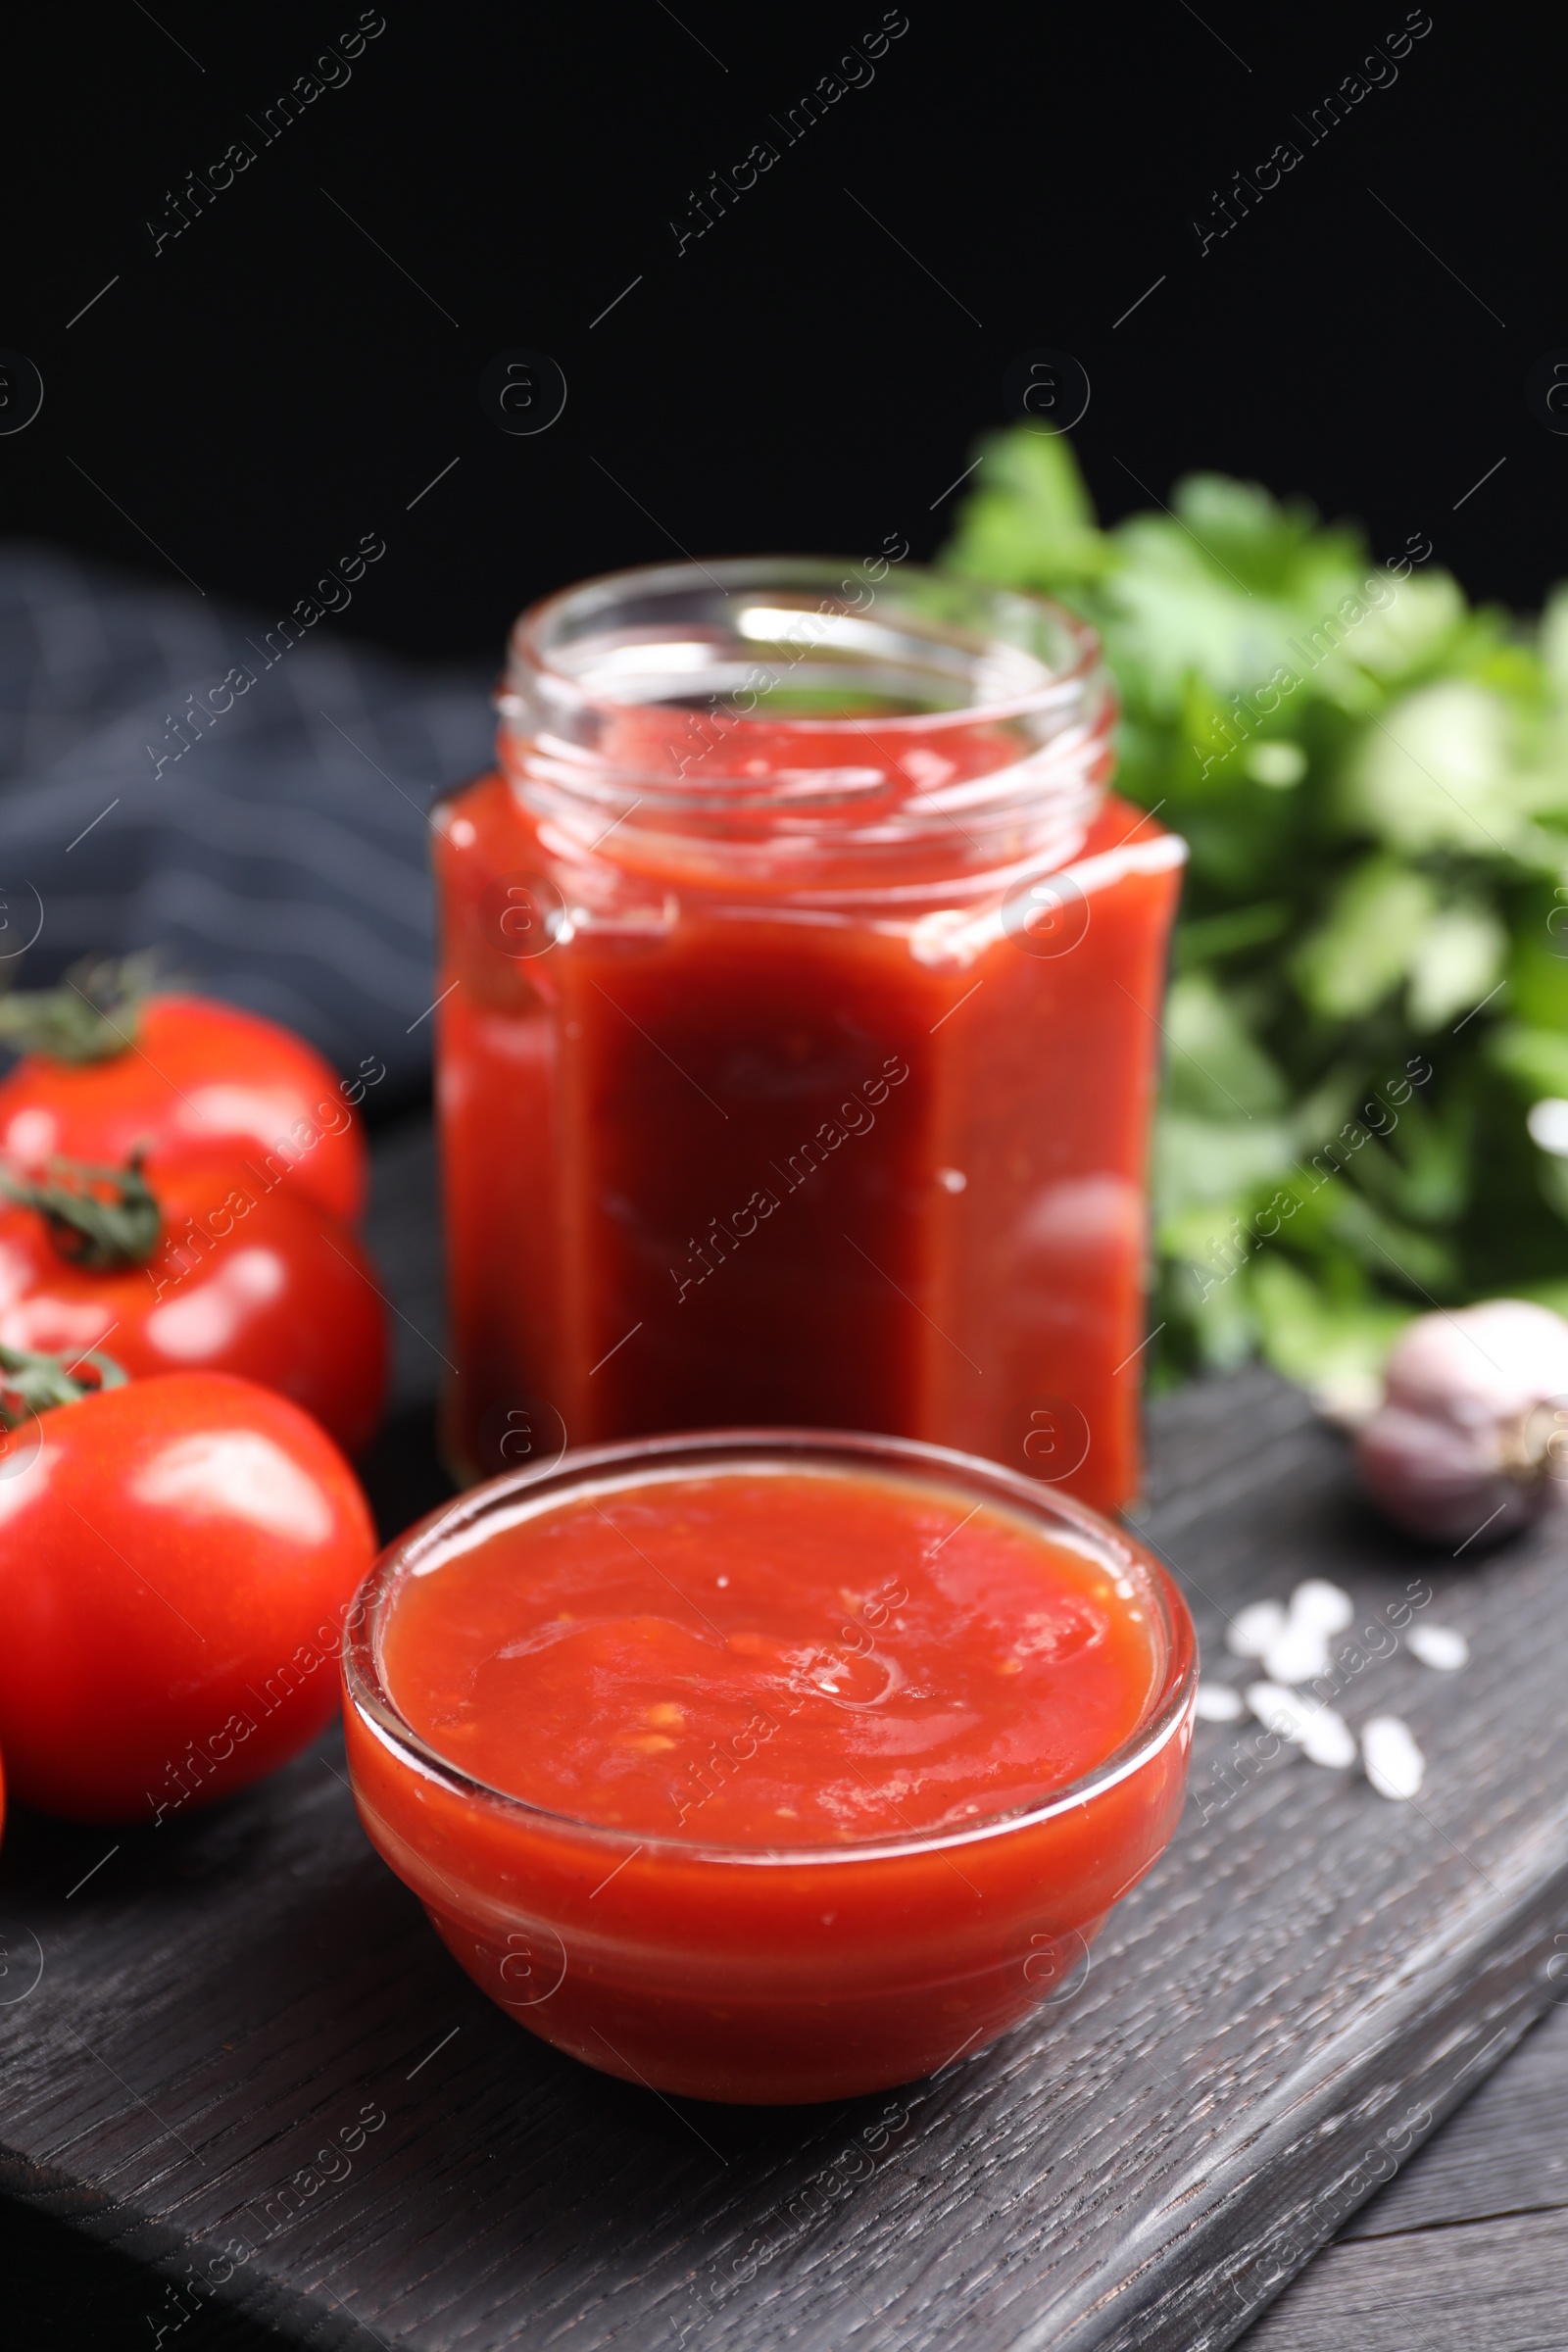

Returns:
500,555,1106,737
342,1425,1197,1868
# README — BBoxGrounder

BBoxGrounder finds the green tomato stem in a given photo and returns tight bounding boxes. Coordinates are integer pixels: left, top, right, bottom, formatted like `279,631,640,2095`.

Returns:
0,951,170,1063
0,1342,128,1429
0,1153,163,1270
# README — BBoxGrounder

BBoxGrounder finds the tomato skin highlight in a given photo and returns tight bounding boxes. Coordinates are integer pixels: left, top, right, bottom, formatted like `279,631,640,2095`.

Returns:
0,1155,388,1456
0,1372,376,1823
0,997,369,1225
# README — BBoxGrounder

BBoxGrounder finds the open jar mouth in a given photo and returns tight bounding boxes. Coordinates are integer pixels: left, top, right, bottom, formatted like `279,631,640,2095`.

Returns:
502,558,1103,733
342,1427,1198,1868
491,558,1115,861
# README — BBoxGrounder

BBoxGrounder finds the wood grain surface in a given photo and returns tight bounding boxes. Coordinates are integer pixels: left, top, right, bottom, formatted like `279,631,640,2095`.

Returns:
3,1116,1568,2351
1243,1994,1568,2349
1246,2207,1568,2352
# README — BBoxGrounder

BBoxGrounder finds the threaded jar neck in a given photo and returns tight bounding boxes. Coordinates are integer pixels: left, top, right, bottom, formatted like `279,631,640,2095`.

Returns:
495,557,1115,889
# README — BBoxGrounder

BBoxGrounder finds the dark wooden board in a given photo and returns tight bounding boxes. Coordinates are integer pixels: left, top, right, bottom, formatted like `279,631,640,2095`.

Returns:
1233,1992,1568,2350
1244,2208,1568,2352
1339,1994,1568,2240
4,1121,1568,2351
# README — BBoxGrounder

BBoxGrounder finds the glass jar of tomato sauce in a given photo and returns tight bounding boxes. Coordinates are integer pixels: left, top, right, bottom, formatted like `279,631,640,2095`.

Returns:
434,559,1184,1513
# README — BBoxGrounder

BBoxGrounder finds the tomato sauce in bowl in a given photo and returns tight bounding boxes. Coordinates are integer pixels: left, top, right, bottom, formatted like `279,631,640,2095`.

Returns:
343,1430,1195,2104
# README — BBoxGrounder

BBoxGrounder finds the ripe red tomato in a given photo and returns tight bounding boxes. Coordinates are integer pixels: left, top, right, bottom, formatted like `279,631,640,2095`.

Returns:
0,1369,375,1823
0,1154,388,1456
0,993,370,1224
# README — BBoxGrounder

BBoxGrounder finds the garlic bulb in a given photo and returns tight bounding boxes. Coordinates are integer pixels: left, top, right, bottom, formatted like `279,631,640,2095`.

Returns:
1354,1299,1568,1546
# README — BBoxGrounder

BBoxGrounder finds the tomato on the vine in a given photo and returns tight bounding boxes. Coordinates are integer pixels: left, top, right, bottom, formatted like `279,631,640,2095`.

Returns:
0,1152,388,1455
0,957,372,1224
0,1359,376,1823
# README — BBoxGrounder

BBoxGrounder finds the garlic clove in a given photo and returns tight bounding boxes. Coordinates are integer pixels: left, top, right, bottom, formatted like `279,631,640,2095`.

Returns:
1385,1300,1568,1429
1195,1680,1246,1723
1355,1397,1546,1547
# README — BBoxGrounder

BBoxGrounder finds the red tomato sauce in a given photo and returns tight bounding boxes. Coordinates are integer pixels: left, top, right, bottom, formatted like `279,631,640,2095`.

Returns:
380,1463,1161,1846
347,1445,1194,2101
435,774,1181,1515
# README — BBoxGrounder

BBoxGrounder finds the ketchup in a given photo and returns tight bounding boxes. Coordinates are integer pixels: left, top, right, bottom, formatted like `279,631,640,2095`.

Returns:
381,1462,1161,1841
436,578,1182,1514
344,1435,1196,2104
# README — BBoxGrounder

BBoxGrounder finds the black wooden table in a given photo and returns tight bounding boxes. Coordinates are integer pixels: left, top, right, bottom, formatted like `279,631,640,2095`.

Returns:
3,1109,1567,2351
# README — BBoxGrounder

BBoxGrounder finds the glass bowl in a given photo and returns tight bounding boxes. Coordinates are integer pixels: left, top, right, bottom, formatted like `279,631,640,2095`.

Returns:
341,1428,1196,2105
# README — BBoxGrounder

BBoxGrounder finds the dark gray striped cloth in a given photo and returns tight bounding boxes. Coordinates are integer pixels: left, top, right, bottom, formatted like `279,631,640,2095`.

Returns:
0,545,496,1102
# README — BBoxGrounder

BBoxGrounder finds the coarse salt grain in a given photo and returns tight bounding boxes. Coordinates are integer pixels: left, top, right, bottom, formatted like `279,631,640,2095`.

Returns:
1226,1600,1286,1660
1244,1683,1355,1768
1406,1624,1469,1672
1261,1618,1333,1687
1289,1578,1354,1634
1195,1681,1246,1723
1301,1709,1357,1770
1362,1715,1425,1800
1245,1681,1310,1740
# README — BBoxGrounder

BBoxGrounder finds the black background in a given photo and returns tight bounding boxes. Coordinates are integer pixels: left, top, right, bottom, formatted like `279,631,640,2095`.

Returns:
2,4,1564,663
